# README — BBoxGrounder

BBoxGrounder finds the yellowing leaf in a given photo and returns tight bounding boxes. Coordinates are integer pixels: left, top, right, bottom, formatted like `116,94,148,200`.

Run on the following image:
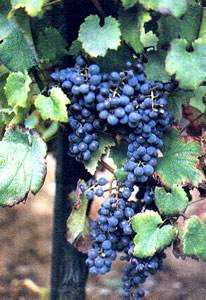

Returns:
34,87,70,122
10,0,48,17
4,71,31,114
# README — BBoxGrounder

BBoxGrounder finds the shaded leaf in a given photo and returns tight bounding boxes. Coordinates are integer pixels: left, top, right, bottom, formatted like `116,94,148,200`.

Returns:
95,44,134,73
121,0,137,9
0,126,47,206
84,132,115,175
155,186,188,216
0,13,37,71
167,89,192,122
4,71,31,114
144,50,170,83
109,140,128,169
37,27,68,63
119,7,158,54
166,38,206,89
190,86,206,113
78,15,121,57
158,3,202,45
132,210,177,258
34,87,70,122
69,40,83,58
182,215,206,261
156,129,203,188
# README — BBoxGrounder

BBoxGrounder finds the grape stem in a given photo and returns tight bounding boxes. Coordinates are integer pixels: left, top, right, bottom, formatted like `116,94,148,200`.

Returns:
43,0,62,8
188,197,206,206
90,0,106,18
99,160,115,173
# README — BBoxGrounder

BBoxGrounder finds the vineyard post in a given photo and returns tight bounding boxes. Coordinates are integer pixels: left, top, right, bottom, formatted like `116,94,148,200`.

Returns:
51,131,88,300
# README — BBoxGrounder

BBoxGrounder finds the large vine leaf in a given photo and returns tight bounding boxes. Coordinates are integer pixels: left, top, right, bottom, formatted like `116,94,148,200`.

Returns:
138,0,187,17
84,132,115,175
166,39,206,89
78,15,121,57
144,50,170,83
182,215,206,261
37,27,68,63
4,71,31,114
132,210,177,258
156,129,203,188
10,0,48,17
0,14,37,71
158,3,202,45
67,181,89,244
190,86,206,113
0,126,47,206
34,87,70,122
155,186,188,217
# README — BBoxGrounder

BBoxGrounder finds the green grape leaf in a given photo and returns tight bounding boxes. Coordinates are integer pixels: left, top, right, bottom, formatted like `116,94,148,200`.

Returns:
139,0,187,17
121,0,137,9
114,169,128,182
10,0,48,17
156,129,203,188
4,71,31,114
0,14,37,71
109,140,128,169
140,30,158,49
67,181,89,244
132,210,177,258
167,89,192,123
182,215,206,261
119,8,145,54
144,50,170,83
166,39,206,89
37,27,68,63
119,8,158,54
34,87,70,122
0,126,47,206
84,133,115,175
95,44,134,73
158,2,202,46
155,186,188,217
190,86,206,113
78,15,121,57
69,40,83,58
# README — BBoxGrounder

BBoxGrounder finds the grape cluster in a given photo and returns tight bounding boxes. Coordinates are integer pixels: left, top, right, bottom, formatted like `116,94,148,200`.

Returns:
122,245,164,300
51,57,176,299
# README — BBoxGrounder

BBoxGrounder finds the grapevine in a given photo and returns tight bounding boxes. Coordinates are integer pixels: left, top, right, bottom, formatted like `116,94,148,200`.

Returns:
0,1,205,300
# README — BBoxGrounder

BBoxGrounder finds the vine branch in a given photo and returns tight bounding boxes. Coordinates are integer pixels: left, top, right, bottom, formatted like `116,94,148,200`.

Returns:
90,0,106,18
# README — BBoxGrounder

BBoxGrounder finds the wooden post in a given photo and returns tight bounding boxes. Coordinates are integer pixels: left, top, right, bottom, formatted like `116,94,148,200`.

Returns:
51,131,88,300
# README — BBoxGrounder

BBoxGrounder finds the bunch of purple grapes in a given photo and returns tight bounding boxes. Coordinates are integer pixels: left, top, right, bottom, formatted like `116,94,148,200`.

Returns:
51,56,176,299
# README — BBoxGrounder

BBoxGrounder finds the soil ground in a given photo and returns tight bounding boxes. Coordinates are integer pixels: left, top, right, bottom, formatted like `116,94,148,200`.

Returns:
1,155,206,300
